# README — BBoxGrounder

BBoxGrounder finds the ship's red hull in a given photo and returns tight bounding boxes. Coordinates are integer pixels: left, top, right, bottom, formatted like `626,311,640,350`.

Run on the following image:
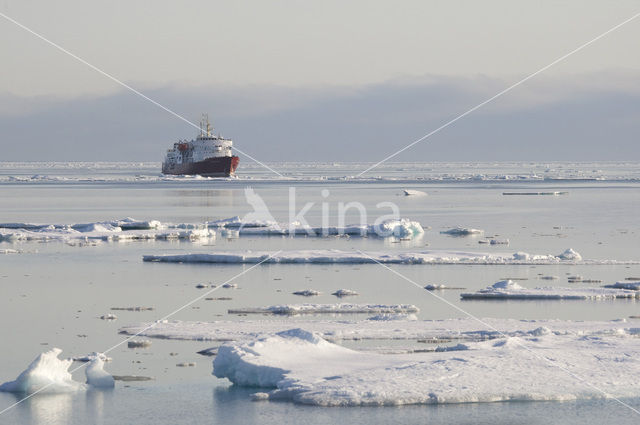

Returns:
162,156,239,177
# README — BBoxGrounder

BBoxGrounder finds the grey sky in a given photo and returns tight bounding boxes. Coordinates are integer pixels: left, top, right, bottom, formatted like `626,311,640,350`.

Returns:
1,0,640,161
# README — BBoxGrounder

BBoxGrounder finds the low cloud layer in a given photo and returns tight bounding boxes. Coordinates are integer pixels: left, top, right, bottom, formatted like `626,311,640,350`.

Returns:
1,72,639,162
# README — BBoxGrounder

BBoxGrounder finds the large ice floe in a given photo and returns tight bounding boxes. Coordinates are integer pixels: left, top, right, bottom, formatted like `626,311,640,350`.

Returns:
141,248,631,265
0,349,114,394
212,327,640,405
0,217,424,242
460,280,640,300
227,304,419,315
119,317,640,343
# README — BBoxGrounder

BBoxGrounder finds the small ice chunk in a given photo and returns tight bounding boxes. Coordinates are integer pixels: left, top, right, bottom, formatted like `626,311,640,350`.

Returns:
491,280,523,290
127,340,152,349
367,313,417,321
605,281,640,290
251,392,270,401
557,248,582,261
331,289,359,297
293,290,322,296
441,227,483,236
73,352,112,363
86,357,115,388
489,239,509,245
0,348,84,393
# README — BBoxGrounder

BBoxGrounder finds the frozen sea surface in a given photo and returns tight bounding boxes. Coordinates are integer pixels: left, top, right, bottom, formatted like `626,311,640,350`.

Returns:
1,161,640,424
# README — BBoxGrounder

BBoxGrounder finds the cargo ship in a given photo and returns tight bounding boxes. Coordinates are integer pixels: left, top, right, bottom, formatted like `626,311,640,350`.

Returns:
162,114,239,177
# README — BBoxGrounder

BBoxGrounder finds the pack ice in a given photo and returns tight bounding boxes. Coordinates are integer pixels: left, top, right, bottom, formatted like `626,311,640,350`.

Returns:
461,280,640,300
213,328,640,406
142,248,608,265
0,349,114,394
0,217,424,242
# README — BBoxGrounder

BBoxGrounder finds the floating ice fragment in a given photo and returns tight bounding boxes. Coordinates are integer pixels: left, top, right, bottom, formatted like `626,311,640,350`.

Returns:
228,304,418,315
293,290,322,296
0,348,114,394
331,289,359,297
73,352,112,362
461,282,640,300
605,281,640,290
127,340,152,348
441,227,484,236
491,280,523,290
367,313,417,321
86,357,115,388
557,248,582,261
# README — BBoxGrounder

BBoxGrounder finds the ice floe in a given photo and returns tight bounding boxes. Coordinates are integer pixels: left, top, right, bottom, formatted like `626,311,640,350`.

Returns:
0,216,425,243
605,281,640,290
460,280,640,300
440,227,484,236
292,290,322,297
212,327,640,405
331,289,359,297
0,348,113,394
141,248,624,265
228,304,419,315
120,317,640,344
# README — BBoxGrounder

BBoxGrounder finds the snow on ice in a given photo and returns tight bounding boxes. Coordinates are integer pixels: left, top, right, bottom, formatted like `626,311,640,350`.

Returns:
212,327,640,405
228,304,419,315
141,248,617,265
460,280,640,300
119,317,640,344
0,217,424,242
